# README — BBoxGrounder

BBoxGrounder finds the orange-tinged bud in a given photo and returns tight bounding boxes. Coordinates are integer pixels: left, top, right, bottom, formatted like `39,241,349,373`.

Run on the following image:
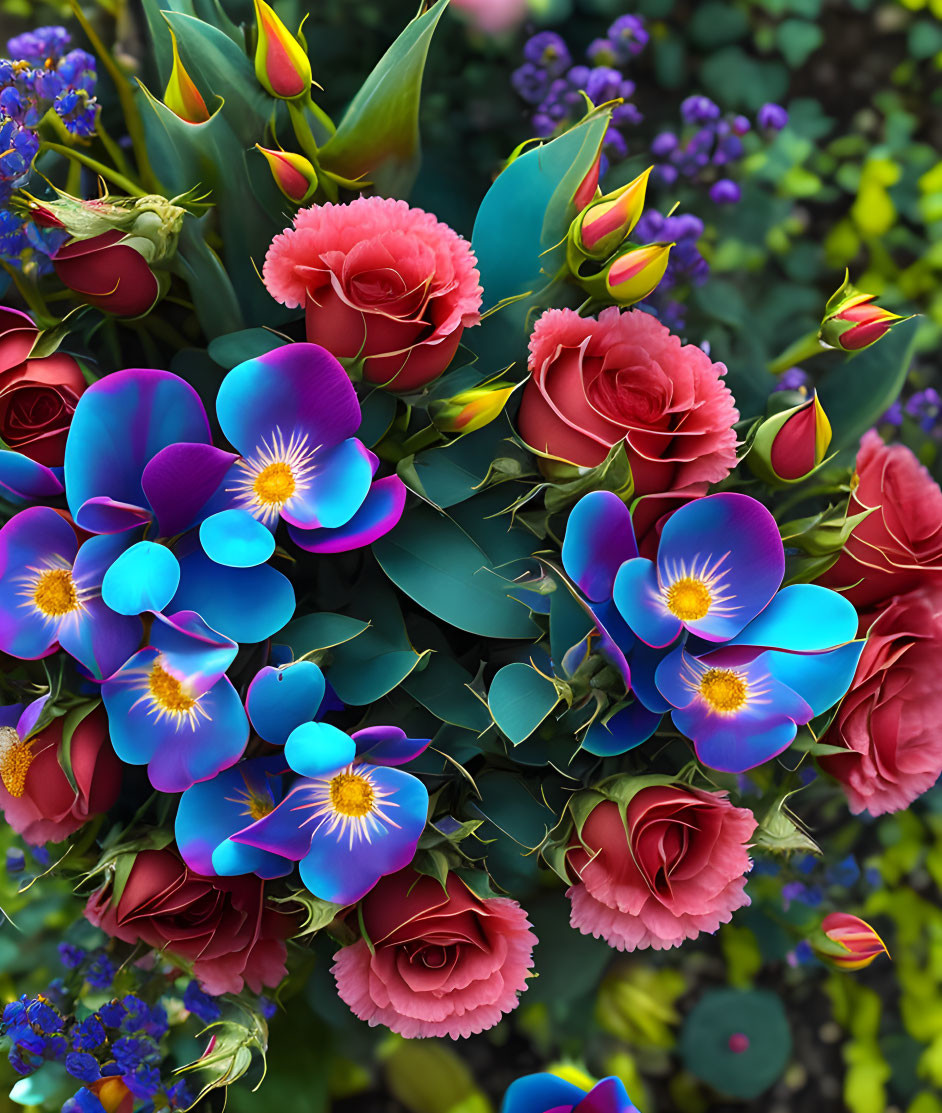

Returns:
575,241,673,306
429,383,515,434
812,913,889,971
569,166,652,262
253,0,312,101
164,30,210,123
820,270,911,352
255,145,318,203
90,1077,134,1113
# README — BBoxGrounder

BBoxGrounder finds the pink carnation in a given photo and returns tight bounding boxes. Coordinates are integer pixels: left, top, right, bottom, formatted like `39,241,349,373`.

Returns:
262,197,482,391
566,787,756,951
332,870,536,1039
518,307,739,497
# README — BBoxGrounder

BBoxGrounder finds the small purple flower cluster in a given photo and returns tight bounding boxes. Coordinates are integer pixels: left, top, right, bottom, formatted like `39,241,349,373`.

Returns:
512,19,648,171
652,96,788,203
882,387,941,435
0,26,96,268
634,208,709,331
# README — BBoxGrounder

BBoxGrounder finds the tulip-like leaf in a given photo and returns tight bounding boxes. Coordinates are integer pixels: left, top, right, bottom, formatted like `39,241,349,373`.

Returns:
488,662,560,745
471,108,611,310
317,0,450,198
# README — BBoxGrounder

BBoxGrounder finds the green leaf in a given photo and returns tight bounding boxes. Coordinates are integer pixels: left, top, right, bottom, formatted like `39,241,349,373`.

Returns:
317,0,450,197
471,108,611,310
269,891,343,937
402,654,491,732
208,328,287,369
373,500,539,639
277,612,369,656
57,701,102,795
407,418,513,508
358,389,399,448
487,663,560,745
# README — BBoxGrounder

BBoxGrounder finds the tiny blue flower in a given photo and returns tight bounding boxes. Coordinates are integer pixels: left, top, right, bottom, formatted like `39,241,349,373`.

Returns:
66,1052,102,1083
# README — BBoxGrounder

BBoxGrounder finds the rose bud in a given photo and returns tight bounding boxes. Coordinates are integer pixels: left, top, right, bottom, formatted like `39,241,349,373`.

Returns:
811,913,889,970
568,165,653,265
164,30,210,123
253,0,312,101
574,147,602,212
820,271,911,352
429,381,515,435
0,307,86,467
578,242,674,306
747,391,832,485
256,145,318,204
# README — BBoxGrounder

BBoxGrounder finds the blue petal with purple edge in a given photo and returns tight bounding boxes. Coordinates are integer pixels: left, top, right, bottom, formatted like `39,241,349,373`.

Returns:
71,497,153,535
101,541,180,616
285,721,356,776
141,442,238,537
583,701,662,756
500,1073,588,1113
0,451,63,501
0,507,78,659
562,491,638,603
691,715,799,774
764,641,865,716
298,764,429,904
627,638,673,713
17,695,50,739
727,584,859,652
586,598,632,688
58,596,143,681
65,369,211,531
287,475,407,554
231,781,318,861
246,662,326,746
576,1077,639,1113
352,726,431,766
613,558,682,648
281,438,373,530
216,344,361,458
175,756,290,879
149,610,238,695
655,492,785,642
171,543,295,645
199,509,276,568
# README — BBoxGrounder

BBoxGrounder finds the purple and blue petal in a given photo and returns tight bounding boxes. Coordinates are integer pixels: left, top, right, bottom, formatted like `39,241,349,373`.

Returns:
764,641,865,717
65,369,211,532
246,661,326,746
171,543,295,645
352,726,431,767
141,443,237,537
576,1077,640,1113
280,437,373,530
284,721,356,776
500,1073,589,1113
585,597,633,689
0,452,63,501
149,609,238,695
199,509,276,568
231,781,318,861
215,344,361,459
16,695,50,739
101,542,180,616
727,584,859,652
582,701,662,756
287,475,407,554
613,558,682,648
562,491,638,602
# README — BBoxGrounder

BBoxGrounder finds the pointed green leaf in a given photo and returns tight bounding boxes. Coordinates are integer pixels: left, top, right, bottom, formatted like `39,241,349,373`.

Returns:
488,663,560,744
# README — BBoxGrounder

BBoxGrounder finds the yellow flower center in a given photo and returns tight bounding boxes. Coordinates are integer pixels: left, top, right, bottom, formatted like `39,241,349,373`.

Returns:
0,726,33,798
245,789,274,821
329,772,375,818
253,461,296,505
698,668,748,714
666,576,712,621
148,662,197,714
33,568,80,617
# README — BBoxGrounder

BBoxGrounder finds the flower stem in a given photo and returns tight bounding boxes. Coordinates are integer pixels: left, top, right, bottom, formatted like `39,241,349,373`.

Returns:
0,262,56,327
401,424,444,455
40,142,147,197
768,329,829,376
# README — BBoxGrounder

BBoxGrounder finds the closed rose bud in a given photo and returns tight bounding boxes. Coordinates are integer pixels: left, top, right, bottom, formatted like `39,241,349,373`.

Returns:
568,165,653,265
574,148,602,212
253,0,312,101
747,391,831,485
53,231,164,318
578,241,673,306
256,145,318,204
430,382,515,434
812,913,889,970
164,30,210,123
820,271,911,352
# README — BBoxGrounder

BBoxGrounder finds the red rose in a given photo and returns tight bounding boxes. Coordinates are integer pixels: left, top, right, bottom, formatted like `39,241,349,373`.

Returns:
518,307,739,497
262,196,482,392
52,231,161,318
0,307,86,467
819,586,942,816
566,786,756,951
0,708,120,845
332,870,536,1038
85,848,295,995
818,430,942,610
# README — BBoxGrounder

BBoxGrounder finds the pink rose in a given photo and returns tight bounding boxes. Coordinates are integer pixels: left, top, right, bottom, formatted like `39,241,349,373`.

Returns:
85,848,295,995
451,0,528,33
818,430,942,611
518,307,738,497
262,197,482,392
566,787,756,951
332,870,536,1038
0,708,120,845
819,586,942,816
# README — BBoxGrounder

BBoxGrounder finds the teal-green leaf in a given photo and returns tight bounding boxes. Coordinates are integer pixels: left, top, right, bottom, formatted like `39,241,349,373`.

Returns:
208,328,287,369
277,612,369,656
403,653,491,732
488,662,559,744
471,108,611,310
317,0,450,198
373,501,539,639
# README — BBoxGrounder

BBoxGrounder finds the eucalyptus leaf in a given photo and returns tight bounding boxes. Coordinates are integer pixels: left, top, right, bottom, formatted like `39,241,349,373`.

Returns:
488,662,560,745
